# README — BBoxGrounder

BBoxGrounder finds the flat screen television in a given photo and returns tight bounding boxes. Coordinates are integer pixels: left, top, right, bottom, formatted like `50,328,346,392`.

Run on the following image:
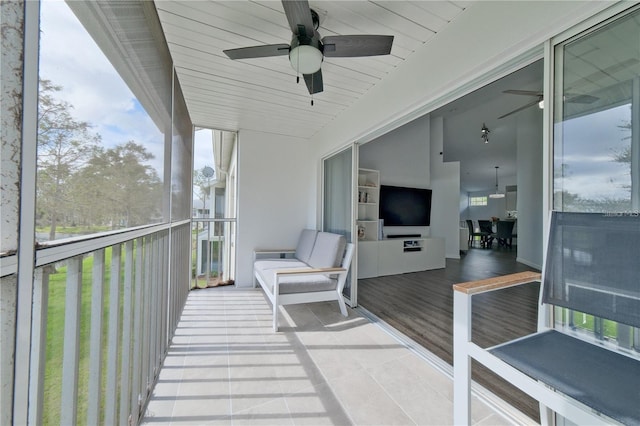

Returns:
379,185,432,226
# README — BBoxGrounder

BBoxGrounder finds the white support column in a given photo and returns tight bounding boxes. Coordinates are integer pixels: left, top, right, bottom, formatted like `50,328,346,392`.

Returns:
453,289,472,425
60,257,83,426
9,1,40,424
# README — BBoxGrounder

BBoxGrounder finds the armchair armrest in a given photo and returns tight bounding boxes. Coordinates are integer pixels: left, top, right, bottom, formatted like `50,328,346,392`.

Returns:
453,271,540,295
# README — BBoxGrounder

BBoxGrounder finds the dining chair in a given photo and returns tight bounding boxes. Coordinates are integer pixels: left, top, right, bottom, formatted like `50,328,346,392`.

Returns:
496,220,516,248
477,220,494,248
466,220,484,248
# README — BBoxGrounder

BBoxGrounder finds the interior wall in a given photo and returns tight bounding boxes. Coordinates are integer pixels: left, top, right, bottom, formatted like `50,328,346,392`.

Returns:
235,129,316,287
359,117,431,187
358,116,431,238
516,107,544,269
430,116,462,259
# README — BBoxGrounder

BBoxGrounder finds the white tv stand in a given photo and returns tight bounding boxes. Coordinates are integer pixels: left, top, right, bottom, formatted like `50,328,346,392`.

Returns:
357,237,445,278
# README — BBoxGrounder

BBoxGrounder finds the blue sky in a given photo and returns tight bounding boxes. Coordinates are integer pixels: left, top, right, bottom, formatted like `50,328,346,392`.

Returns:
39,0,214,177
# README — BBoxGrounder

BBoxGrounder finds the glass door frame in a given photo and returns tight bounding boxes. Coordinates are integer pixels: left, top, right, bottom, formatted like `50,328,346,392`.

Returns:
321,142,359,307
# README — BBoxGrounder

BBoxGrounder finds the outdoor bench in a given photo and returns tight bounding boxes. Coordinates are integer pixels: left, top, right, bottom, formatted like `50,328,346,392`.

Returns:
253,229,354,331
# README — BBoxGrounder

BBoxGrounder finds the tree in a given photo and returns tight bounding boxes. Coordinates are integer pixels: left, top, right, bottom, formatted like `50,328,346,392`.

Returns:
193,166,214,216
71,141,163,228
37,79,100,239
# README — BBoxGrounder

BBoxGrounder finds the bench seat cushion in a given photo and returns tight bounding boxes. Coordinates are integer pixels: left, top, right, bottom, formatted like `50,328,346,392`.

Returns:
258,267,337,294
490,330,640,425
254,259,308,272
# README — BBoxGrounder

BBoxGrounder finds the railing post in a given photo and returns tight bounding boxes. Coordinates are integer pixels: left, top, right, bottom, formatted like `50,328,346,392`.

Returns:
27,267,49,425
131,237,144,421
87,249,105,424
60,256,83,425
120,240,135,425
453,289,472,425
105,244,122,425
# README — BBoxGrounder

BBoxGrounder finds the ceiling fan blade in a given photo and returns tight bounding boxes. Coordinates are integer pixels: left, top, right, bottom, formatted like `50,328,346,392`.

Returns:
498,99,540,119
282,0,314,37
223,44,290,60
303,70,323,94
503,89,543,97
322,35,394,57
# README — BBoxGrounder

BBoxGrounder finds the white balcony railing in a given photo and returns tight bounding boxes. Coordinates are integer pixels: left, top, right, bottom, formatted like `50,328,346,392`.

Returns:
4,220,191,425
191,218,236,288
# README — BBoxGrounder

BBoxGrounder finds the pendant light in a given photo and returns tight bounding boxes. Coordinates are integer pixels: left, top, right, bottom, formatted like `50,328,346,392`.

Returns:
489,166,505,199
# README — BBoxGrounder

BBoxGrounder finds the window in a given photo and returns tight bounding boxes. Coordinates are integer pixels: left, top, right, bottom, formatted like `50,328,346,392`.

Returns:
469,196,488,206
553,5,640,350
553,7,639,214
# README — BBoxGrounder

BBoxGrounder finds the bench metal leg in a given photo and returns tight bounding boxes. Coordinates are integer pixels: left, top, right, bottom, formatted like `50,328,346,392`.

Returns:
273,289,279,332
337,292,348,317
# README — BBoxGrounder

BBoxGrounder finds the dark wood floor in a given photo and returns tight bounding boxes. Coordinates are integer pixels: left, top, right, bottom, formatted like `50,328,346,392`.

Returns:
357,245,542,422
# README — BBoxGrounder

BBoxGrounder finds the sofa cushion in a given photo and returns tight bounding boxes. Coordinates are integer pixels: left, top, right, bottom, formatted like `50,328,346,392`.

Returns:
295,229,318,263
254,259,308,273
260,269,337,294
307,232,346,268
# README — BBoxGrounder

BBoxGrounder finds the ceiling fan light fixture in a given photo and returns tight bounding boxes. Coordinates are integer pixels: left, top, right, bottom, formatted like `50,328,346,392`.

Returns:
289,45,323,74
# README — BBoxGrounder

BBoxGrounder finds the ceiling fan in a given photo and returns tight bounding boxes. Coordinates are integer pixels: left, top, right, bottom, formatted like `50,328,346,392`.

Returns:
223,0,394,99
498,89,599,119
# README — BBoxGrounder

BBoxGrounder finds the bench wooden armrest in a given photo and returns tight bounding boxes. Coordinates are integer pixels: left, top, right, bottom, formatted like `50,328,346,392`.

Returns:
453,271,541,295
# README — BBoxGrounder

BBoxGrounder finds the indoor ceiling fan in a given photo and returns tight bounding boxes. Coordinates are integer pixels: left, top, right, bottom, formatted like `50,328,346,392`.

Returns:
223,0,394,100
498,89,599,119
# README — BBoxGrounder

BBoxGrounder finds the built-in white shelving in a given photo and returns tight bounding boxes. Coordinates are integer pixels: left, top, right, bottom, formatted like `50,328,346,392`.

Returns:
356,168,380,242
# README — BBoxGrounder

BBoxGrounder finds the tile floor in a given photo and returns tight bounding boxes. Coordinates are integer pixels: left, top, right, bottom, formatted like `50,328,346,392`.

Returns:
142,287,519,425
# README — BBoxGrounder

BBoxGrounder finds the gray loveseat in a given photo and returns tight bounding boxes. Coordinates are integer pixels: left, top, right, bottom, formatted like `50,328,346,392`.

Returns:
253,229,354,331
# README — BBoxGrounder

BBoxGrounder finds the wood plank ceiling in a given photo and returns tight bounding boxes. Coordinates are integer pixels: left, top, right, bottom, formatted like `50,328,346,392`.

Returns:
155,1,470,139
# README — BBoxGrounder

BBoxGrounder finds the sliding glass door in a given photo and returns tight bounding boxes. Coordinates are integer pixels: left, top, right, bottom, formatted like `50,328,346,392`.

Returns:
322,145,357,305
552,3,640,354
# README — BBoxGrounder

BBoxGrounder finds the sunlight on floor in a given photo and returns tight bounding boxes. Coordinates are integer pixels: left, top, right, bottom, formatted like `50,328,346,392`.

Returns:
142,288,512,425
